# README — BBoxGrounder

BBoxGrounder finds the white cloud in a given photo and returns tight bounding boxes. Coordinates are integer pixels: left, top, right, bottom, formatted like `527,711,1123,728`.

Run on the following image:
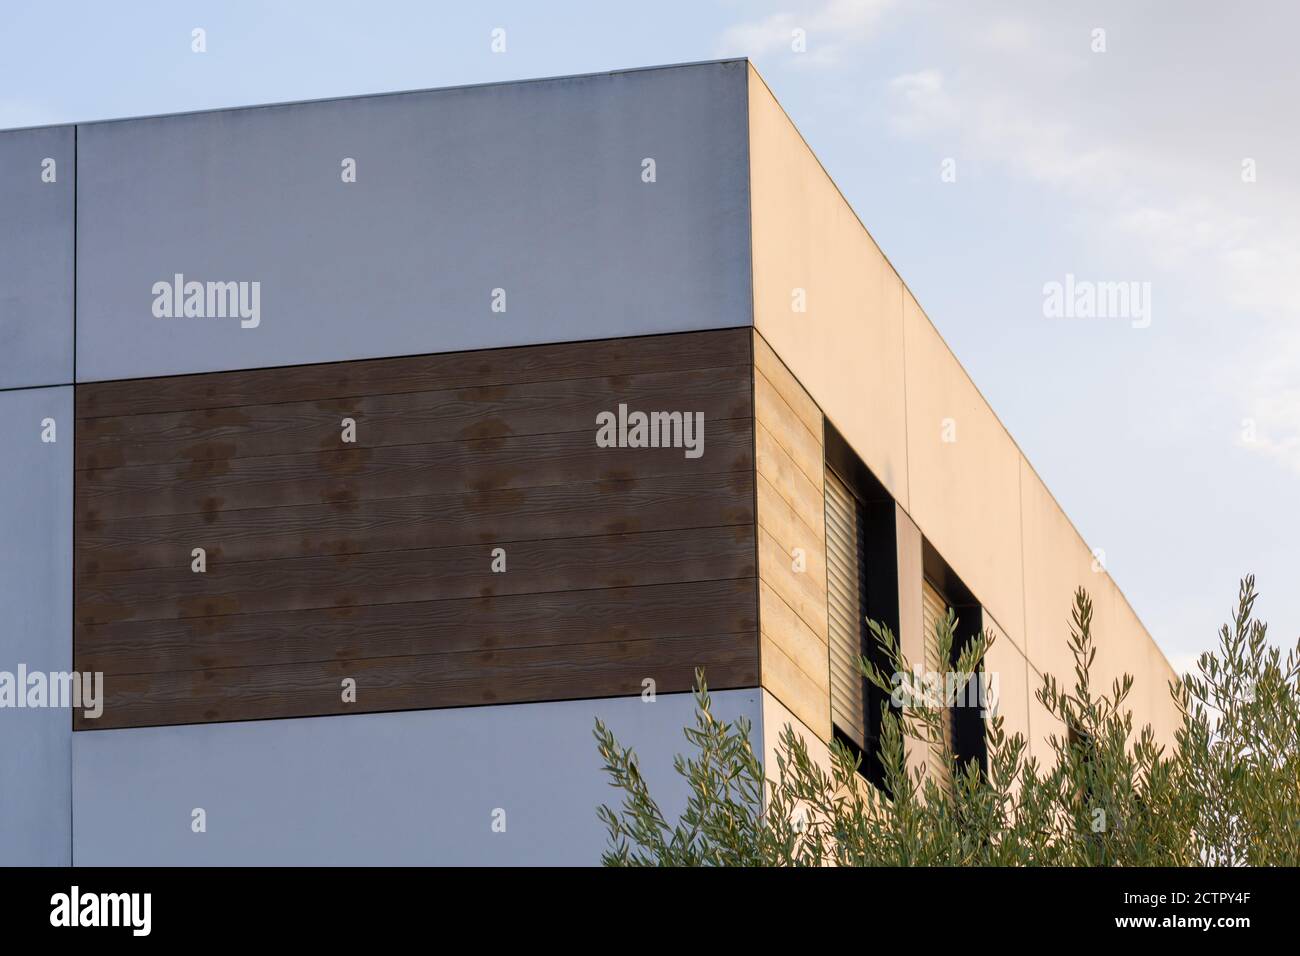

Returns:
711,0,1300,655
886,69,954,136
717,0,896,67
975,17,1034,54
881,6,1300,474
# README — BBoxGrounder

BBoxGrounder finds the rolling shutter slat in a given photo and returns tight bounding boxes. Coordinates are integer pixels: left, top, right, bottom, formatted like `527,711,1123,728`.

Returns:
922,579,954,793
825,472,868,749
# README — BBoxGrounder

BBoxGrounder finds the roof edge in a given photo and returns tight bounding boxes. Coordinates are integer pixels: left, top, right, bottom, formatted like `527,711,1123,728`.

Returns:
0,57,752,134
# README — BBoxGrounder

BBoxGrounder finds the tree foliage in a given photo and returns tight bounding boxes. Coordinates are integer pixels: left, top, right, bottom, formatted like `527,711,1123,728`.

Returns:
593,577,1299,866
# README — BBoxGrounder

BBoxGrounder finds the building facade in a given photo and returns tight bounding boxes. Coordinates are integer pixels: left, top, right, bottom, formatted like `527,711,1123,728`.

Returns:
0,60,1178,865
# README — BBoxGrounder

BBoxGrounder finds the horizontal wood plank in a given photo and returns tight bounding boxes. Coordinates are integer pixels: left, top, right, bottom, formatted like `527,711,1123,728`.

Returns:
77,525,756,625
76,364,751,470
754,420,824,538
757,525,829,644
77,631,760,730
76,578,759,676
755,368,824,491
760,633,832,743
753,331,823,440
77,417,753,521
78,471,754,574
755,471,825,558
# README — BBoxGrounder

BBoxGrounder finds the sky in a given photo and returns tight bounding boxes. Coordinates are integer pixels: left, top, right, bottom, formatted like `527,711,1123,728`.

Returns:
2,0,1295,674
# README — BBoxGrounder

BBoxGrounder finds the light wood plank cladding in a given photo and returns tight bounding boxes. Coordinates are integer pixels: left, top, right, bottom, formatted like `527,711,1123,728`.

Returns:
753,331,831,742
74,329,758,729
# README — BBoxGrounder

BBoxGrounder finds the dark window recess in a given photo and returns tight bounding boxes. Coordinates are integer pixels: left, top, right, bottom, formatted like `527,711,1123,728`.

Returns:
921,543,990,784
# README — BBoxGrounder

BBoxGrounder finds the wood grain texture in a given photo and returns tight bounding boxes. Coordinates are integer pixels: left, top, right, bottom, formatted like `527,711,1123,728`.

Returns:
76,418,755,521
76,365,752,470
754,333,822,439
753,330,831,742
73,330,760,728
78,472,753,574
754,369,823,491
77,526,755,625
76,579,758,676
754,422,823,541
78,632,759,730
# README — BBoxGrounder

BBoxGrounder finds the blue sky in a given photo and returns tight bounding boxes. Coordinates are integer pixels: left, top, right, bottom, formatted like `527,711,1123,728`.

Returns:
3,0,1295,671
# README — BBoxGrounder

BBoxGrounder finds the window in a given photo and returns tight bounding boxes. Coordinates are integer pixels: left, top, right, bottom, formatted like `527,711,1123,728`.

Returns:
822,421,899,790
826,470,870,753
921,577,956,793
918,549,990,788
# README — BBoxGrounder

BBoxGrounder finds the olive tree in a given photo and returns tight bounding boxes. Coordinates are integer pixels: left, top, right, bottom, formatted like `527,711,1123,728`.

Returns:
593,577,1297,866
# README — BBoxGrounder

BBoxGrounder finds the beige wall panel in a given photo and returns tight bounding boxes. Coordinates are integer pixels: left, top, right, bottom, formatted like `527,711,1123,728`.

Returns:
1019,456,1113,716
1126,598,1182,750
902,288,1025,640
1027,671,1068,765
761,690,834,790
982,614,1032,760
1148,639,1183,751
895,505,925,669
1019,457,1180,753
1089,586,1133,724
747,67,909,507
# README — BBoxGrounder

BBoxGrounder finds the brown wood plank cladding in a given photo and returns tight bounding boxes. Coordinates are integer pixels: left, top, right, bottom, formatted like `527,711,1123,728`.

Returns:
73,329,759,729
80,633,759,730
77,525,754,625
78,473,753,574
76,364,751,470
77,418,754,521
76,579,758,677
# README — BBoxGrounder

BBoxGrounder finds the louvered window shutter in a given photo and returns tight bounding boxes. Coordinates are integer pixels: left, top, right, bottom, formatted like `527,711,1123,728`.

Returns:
825,471,869,749
921,579,954,793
